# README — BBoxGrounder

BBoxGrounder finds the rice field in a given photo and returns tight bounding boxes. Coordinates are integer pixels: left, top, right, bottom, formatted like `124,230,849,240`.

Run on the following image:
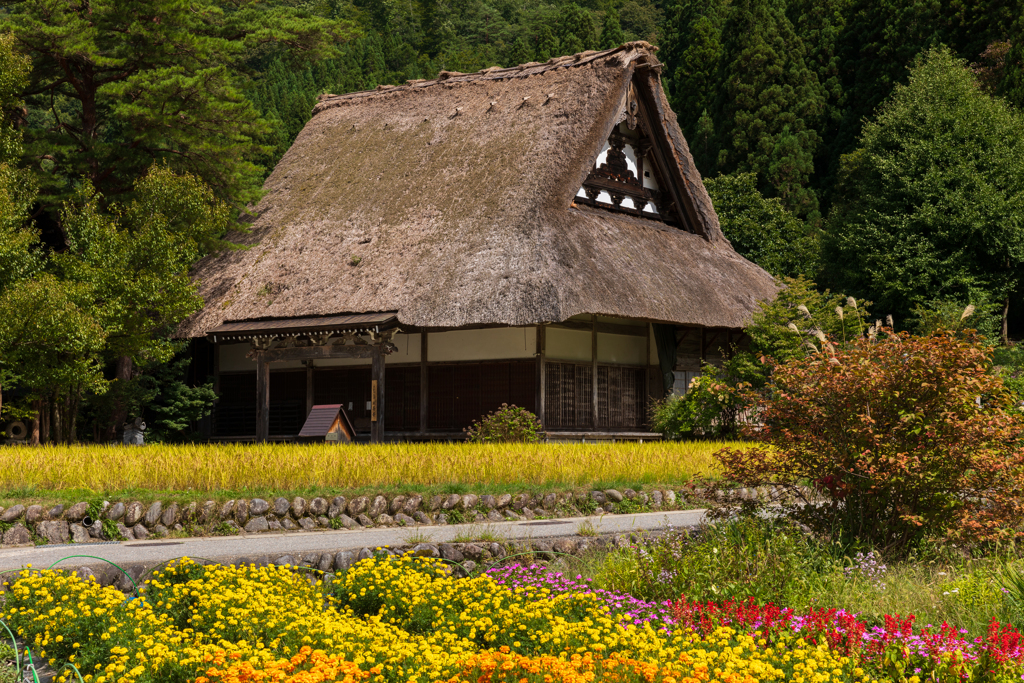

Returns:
0,441,730,495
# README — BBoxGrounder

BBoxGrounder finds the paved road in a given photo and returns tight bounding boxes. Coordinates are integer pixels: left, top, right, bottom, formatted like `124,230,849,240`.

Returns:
0,508,707,572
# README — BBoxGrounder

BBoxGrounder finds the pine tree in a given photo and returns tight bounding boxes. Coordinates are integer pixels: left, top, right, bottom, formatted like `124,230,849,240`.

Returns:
692,109,716,175
787,0,846,199
508,36,534,65
600,8,627,50
660,0,727,149
557,3,597,53
4,0,356,219
536,25,560,62
713,0,827,219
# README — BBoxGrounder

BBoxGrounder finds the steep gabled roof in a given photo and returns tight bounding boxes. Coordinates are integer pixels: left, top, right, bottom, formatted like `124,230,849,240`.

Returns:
179,42,777,338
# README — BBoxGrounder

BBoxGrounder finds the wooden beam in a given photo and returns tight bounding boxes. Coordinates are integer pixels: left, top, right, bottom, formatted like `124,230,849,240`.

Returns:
420,333,428,433
592,315,599,429
305,360,314,417
371,345,385,443
259,344,375,363
549,320,648,337
255,351,269,442
537,325,546,429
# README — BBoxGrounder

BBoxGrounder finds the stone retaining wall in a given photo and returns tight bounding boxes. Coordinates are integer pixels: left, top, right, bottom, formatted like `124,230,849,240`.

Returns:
7,530,661,593
0,487,696,547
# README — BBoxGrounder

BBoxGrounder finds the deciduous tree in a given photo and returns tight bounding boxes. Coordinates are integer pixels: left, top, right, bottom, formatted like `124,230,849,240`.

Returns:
824,48,1024,344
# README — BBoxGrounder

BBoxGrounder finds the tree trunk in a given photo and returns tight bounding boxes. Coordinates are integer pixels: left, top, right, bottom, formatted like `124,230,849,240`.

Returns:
49,394,59,444
39,399,49,444
29,400,40,445
108,355,134,441
1003,296,1010,347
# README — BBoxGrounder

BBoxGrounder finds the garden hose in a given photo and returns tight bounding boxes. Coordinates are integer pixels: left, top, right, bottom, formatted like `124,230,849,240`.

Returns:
0,619,21,679
24,646,38,683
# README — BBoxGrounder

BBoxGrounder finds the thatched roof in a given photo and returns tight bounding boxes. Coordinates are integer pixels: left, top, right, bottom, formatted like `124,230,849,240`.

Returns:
179,42,777,338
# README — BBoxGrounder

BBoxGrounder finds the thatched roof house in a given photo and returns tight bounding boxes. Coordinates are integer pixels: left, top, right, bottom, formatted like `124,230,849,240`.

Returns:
183,42,777,442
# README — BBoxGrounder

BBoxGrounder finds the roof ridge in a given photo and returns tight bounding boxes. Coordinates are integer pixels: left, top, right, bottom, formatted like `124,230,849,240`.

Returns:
312,41,659,115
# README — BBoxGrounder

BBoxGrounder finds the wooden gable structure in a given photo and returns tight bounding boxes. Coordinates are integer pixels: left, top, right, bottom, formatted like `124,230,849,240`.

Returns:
180,42,778,442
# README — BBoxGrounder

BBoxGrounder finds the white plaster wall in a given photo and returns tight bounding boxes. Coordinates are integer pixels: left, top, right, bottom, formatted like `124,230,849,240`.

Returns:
220,344,257,371
428,327,536,362
597,332,647,365
546,327,592,362
388,332,421,363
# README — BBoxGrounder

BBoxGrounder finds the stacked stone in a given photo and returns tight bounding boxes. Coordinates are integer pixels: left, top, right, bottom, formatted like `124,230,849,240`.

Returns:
53,530,664,592
0,485,788,547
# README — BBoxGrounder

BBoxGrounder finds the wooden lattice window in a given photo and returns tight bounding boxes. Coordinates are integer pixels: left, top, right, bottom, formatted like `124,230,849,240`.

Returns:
428,361,536,432
545,362,647,430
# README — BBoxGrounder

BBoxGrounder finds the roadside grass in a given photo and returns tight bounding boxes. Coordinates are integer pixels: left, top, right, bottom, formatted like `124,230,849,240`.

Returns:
0,441,731,507
559,517,1024,640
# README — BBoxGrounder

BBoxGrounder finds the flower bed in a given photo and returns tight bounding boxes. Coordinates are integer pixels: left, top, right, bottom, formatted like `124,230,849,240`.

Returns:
2,556,1022,683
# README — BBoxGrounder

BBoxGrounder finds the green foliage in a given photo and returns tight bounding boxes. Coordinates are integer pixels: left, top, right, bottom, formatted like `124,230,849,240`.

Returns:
712,0,827,219
0,275,107,401
145,356,217,442
993,345,1024,403
911,293,1003,342
464,403,542,443
662,0,726,166
597,518,834,604
741,276,870,369
0,33,41,384
824,48,1024,331
57,165,233,366
703,172,817,278
649,365,742,440
3,0,357,215
717,328,1024,554
599,8,626,49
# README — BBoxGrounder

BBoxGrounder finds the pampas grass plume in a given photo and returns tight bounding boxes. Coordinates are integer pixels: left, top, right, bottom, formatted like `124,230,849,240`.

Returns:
835,305,844,320
961,304,975,320
846,297,857,309
787,322,800,333
797,304,811,318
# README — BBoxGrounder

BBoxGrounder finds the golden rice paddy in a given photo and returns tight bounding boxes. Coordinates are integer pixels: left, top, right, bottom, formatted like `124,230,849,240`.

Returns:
0,441,731,494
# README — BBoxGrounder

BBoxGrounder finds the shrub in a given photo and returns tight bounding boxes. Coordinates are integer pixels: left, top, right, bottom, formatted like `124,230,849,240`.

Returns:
464,403,542,443
649,364,742,439
715,327,1024,553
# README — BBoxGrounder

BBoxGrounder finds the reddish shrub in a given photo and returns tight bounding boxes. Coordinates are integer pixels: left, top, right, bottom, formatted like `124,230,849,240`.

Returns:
716,328,1024,551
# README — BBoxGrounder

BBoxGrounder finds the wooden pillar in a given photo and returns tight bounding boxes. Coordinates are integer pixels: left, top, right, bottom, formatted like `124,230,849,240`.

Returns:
255,351,269,442
537,325,546,429
591,315,598,429
305,360,314,416
419,333,428,434
371,344,385,443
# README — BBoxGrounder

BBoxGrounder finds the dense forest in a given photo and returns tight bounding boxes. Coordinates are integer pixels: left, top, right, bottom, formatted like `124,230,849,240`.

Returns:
0,0,1022,441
